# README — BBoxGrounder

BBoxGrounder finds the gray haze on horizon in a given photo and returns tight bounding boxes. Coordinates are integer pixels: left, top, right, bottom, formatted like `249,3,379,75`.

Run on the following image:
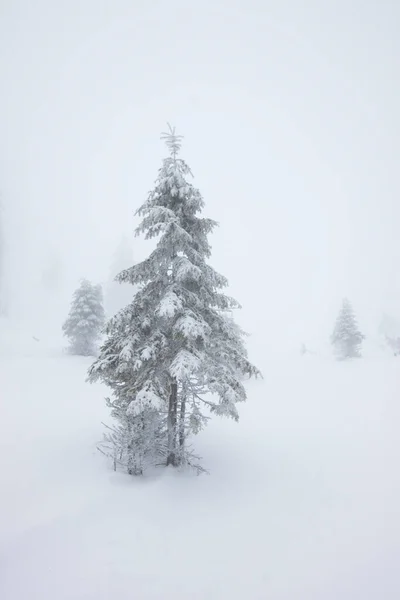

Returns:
0,0,399,353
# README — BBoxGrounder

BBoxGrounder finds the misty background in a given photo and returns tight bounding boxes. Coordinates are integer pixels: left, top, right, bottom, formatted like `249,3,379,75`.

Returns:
0,0,398,355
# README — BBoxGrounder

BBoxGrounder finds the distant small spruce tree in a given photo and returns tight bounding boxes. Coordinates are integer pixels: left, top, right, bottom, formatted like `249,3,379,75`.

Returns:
63,279,105,356
331,298,364,359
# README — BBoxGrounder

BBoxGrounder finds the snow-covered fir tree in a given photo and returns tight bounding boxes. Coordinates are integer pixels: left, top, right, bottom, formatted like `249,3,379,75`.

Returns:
88,125,261,474
63,279,105,356
331,298,364,359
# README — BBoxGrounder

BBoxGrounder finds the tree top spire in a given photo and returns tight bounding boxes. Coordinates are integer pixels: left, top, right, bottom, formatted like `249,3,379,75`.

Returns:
161,123,184,159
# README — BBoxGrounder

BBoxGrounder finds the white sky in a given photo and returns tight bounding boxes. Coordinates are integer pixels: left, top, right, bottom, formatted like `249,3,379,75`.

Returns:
0,0,399,351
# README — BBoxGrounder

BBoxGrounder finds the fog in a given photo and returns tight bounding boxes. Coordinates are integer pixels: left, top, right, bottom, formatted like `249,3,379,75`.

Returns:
0,0,399,353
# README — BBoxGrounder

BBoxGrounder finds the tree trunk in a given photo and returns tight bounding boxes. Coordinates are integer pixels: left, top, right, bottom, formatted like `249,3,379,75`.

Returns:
166,378,178,466
179,394,186,450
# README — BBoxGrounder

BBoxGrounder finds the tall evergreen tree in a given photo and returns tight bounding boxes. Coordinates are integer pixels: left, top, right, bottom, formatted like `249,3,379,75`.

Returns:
331,298,364,359
88,126,260,474
63,279,105,356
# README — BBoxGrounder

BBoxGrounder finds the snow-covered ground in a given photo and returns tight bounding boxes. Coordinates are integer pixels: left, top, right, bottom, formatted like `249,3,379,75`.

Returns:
0,322,399,599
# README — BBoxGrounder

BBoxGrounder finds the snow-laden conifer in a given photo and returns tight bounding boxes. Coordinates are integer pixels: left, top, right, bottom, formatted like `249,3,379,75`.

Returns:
88,125,261,474
331,298,364,359
63,279,105,356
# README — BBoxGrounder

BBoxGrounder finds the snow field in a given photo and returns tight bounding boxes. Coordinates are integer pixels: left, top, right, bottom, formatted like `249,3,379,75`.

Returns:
0,339,399,599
